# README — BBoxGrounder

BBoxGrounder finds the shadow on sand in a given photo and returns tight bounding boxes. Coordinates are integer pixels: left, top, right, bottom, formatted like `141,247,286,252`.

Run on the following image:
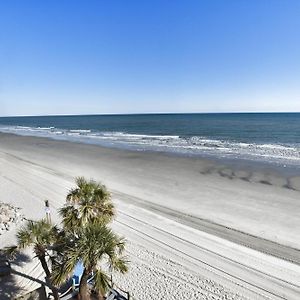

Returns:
0,251,47,299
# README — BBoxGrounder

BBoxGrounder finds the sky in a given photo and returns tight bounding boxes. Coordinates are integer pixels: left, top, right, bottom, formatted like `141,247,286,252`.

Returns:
0,0,300,116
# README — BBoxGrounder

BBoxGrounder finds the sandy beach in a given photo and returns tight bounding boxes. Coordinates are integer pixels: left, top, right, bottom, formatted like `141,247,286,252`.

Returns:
0,132,300,299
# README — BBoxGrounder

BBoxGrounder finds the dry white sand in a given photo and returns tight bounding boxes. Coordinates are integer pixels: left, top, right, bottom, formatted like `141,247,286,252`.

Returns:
0,133,299,299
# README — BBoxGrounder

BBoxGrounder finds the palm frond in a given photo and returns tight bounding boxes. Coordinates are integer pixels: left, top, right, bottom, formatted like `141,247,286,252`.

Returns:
59,205,81,231
51,257,77,286
93,269,111,296
2,246,19,260
110,257,129,274
16,219,60,256
64,177,115,231
16,221,35,248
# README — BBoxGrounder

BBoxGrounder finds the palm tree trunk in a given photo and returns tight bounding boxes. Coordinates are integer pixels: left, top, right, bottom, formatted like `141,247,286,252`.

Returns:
97,292,105,300
39,255,51,277
38,256,60,300
79,268,90,300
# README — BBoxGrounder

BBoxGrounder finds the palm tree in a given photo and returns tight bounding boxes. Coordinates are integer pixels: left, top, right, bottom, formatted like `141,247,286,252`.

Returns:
52,223,128,300
60,177,115,231
11,219,60,300
55,177,128,299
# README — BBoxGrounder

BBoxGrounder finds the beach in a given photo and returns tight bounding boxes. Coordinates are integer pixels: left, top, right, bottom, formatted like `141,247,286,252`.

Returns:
0,132,300,299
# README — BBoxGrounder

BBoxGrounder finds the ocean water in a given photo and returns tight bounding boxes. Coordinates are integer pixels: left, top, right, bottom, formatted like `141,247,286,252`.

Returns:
0,113,300,168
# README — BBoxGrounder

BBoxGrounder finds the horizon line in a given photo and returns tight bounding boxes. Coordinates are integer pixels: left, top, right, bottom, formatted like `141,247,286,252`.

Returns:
1,111,300,118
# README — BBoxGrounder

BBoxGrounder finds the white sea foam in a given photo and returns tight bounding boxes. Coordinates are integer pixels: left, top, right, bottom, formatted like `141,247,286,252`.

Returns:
37,127,55,130
69,129,92,133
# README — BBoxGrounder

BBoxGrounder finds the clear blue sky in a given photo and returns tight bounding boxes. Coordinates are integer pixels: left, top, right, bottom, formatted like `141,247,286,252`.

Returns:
0,0,299,116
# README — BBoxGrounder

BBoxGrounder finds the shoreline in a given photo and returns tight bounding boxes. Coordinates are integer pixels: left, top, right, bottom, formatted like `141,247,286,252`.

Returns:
1,128,300,176
1,131,300,191
0,132,300,299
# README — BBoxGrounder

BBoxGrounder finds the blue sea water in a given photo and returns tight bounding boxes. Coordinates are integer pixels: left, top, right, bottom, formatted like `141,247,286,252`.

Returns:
0,113,300,167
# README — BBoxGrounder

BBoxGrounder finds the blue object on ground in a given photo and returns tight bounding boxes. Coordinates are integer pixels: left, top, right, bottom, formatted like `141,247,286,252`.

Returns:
73,261,84,278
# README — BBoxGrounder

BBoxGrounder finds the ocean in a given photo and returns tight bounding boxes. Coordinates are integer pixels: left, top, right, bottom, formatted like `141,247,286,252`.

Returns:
0,113,300,169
